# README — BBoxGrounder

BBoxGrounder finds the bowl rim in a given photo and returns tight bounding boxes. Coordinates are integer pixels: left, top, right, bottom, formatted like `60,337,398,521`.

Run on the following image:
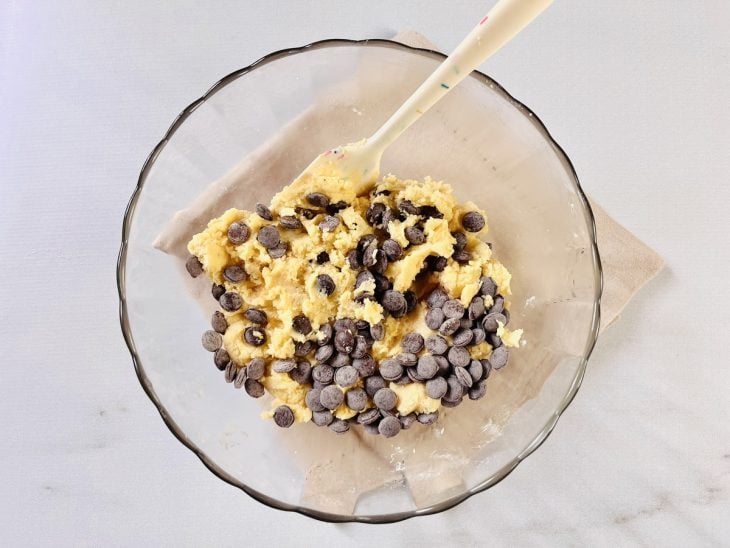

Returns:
117,38,603,524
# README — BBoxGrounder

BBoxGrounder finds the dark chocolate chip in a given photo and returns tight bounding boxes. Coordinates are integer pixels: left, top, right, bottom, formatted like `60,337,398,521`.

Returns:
273,405,295,428
352,354,376,377
185,255,203,278
491,295,505,314
400,413,417,430
334,330,355,354
292,315,312,335
272,359,296,373
295,206,318,220
334,318,356,333
382,239,403,261
346,249,361,269
370,323,385,341
503,309,511,324
419,205,443,219
442,299,465,319
244,326,266,346
256,225,280,249
245,308,268,325
372,273,391,295
334,365,358,388
345,387,368,411
329,351,351,368
483,312,507,332
255,203,273,220
320,385,344,410
316,274,336,296
490,346,509,369
397,353,418,367
460,318,473,329
211,283,226,300
351,336,369,359
371,250,389,275
381,207,398,228
426,376,448,399
452,329,474,347
404,226,426,245
329,419,350,434
305,388,326,412
319,215,340,232
462,211,485,232
468,381,487,400
247,357,265,380
434,355,450,376
453,250,472,264
417,411,439,425
219,292,242,312
452,231,467,251
378,415,401,438
211,311,227,334
267,241,288,259
357,408,381,425
447,346,471,368
398,200,420,216
213,348,230,371
223,264,246,283
290,361,312,384
294,340,314,357
317,323,333,345
404,290,417,314
233,366,247,388
306,192,330,208
279,215,303,230
424,255,448,272
316,251,330,264
416,355,439,379
454,365,473,388
489,333,502,349
312,364,335,385
425,335,448,355
468,359,484,382
379,359,403,381
227,222,250,245
441,397,463,408
366,202,386,226
201,330,223,352
425,308,445,330
364,375,386,397
468,296,486,320
439,317,461,336
443,376,464,402
224,361,237,383
373,388,397,411
471,328,486,345
355,319,370,331
312,410,334,426
362,239,378,268
382,290,406,313
244,378,265,398
426,288,448,309
326,200,348,215
480,276,498,297
315,344,334,364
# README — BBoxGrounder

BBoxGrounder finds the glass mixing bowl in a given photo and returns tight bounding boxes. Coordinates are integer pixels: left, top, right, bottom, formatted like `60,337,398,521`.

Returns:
118,39,601,523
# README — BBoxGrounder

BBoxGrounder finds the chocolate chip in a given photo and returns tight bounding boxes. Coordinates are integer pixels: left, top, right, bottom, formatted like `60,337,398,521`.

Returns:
201,330,223,352
468,360,484,382
397,333,423,355
291,314,311,335
245,308,268,325
371,250,389,275
469,381,487,400
273,359,297,373
454,366,473,388
329,419,350,434
255,203,273,220
425,308,445,330
213,348,230,371
397,353,418,367
346,249,361,269
211,311,227,334
305,388,326,412
462,211,485,232
400,413,417,430
417,411,439,425
320,385,344,410
334,330,355,354
244,326,266,346
395,372,412,385
330,351,351,368
306,192,330,208
294,340,314,357
357,408,381,425
290,361,312,384
351,336,369,359
361,240,378,269
233,367,247,388
370,323,384,341
378,415,401,438
334,365,358,387
425,335,448,355
366,202,386,226
353,354,376,377
480,358,492,379
334,318,355,333
398,200,419,216
356,319,370,331
483,312,507,332
373,388,397,411
460,318,473,329
379,359,403,381
434,355,450,376
244,379,265,398
224,361,237,383
219,292,242,312
273,405,295,428
491,295,505,314
247,357,265,380
315,343,334,364
404,226,425,245
319,215,340,232
419,205,443,219
424,255,448,272
452,329,474,347
279,215,303,230
453,250,472,264
468,296,486,320
381,207,398,228
185,255,203,277
227,222,250,244
442,299,465,319
426,288,448,309
364,375,386,397
256,225,280,249
452,231,467,251
489,333,502,349
447,346,471,368
317,323,333,345
343,387,367,412
471,328,486,345
316,251,329,264
439,317,461,336
223,265,246,284
443,376,464,402
326,200,348,215
490,346,509,369
480,276,498,297
404,290,417,313
416,355,439,379
316,274,336,296
211,283,226,300
372,273,391,295
441,397,463,408
503,309,511,324
267,241,288,259
312,410,334,426
426,376,448,399
382,290,406,314
381,239,403,261
313,364,335,384
295,206,318,220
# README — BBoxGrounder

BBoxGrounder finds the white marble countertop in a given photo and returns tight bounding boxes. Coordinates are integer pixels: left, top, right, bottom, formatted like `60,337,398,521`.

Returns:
2,1,729,545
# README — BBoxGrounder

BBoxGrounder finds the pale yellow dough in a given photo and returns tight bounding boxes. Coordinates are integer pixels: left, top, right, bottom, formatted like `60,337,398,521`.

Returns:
189,172,520,423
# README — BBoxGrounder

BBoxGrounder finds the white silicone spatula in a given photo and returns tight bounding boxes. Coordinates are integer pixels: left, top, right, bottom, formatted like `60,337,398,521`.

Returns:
298,0,553,189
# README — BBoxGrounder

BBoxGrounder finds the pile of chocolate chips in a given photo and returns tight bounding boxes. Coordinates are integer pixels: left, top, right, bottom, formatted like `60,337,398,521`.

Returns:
187,190,512,437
